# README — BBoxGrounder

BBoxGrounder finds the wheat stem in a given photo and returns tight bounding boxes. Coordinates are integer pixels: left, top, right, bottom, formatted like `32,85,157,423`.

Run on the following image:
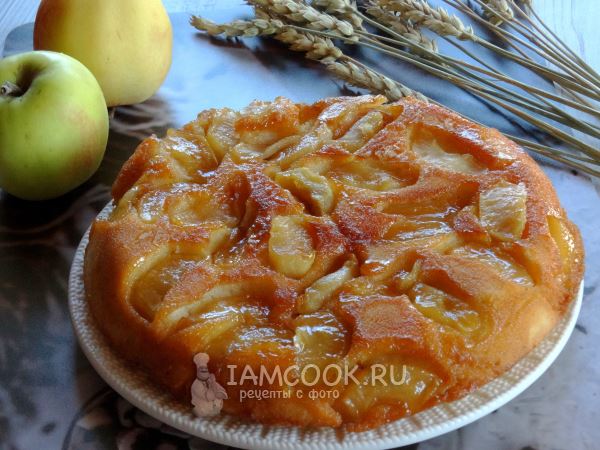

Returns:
356,31,590,131
445,0,600,96
365,4,438,55
383,0,600,98
510,1,600,85
354,11,600,123
469,0,594,84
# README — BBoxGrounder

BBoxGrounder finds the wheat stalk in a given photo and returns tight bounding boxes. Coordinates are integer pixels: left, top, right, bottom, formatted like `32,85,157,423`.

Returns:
481,0,514,25
378,0,474,39
340,5,600,125
365,4,438,55
328,57,428,100
190,16,283,37
485,0,600,87
445,0,600,96
274,27,343,62
313,0,364,29
248,0,356,38
381,0,600,99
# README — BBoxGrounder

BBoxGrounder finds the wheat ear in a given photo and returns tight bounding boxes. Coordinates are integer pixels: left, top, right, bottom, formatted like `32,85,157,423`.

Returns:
378,0,474,40
327,58,428,101
248,0,357,39
365,4,438,55
190,16,283,37
274,27,343,62
312,0,364,29
481,0,514,25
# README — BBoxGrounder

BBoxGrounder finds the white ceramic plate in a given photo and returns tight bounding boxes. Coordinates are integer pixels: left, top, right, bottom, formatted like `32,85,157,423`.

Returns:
69,203,583,450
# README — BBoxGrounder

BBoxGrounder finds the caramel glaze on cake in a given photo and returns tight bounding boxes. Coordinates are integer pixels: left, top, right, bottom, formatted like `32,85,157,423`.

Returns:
84,95,583,430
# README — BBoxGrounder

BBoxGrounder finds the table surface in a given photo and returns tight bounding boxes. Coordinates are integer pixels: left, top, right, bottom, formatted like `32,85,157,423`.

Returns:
1,1,599,450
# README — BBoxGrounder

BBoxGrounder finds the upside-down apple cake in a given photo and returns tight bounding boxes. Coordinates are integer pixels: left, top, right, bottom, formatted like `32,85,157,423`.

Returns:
84,95,583,430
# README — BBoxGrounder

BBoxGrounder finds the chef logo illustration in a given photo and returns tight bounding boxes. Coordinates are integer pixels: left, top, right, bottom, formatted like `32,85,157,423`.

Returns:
191,353,227,417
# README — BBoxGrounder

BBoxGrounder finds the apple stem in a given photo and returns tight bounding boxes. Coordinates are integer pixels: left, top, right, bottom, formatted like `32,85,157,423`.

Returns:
0,81,23,97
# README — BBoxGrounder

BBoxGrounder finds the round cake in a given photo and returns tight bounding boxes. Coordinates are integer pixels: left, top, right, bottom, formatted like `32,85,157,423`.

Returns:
84,95,584,430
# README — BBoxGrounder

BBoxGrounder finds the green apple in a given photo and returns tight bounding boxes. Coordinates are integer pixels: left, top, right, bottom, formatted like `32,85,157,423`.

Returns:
0,51,108,200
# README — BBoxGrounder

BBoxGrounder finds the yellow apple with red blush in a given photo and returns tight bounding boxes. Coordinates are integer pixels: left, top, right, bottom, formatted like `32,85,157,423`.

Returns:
33,0,173,107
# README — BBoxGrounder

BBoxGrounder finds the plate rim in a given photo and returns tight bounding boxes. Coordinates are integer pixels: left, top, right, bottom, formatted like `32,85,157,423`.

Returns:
69,202,583,450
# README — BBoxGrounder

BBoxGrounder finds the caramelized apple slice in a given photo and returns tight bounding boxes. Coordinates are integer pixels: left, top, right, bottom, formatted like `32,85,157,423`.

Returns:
293,311,347,368
336,111,384,152
226,326,295,359
384,209,455,241
394,259,422,292
275,124,333,167
174,302,247,354
451,244,533,285
206,108,239,159
152,279,260,337
262,135,302,159
298,257,358,313
163,129,219,180
408,282,480,334
337,359,442,421
274,167,334,215
236,97,301,146
479,181,527,241
166,188,238,228
329,159,415,191
135,185,179,223
363,232,462,278
130,256,203,321
268,215,316,278
229,142,263,163
412,130,485,174
196,224,231,256
547,215,577,270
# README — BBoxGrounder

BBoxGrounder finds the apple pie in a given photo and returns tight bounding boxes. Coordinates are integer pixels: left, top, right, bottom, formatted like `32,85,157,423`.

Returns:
84,95,583,430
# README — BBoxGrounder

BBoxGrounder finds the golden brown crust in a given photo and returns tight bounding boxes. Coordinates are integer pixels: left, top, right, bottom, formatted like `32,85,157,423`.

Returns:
85,96,584,430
